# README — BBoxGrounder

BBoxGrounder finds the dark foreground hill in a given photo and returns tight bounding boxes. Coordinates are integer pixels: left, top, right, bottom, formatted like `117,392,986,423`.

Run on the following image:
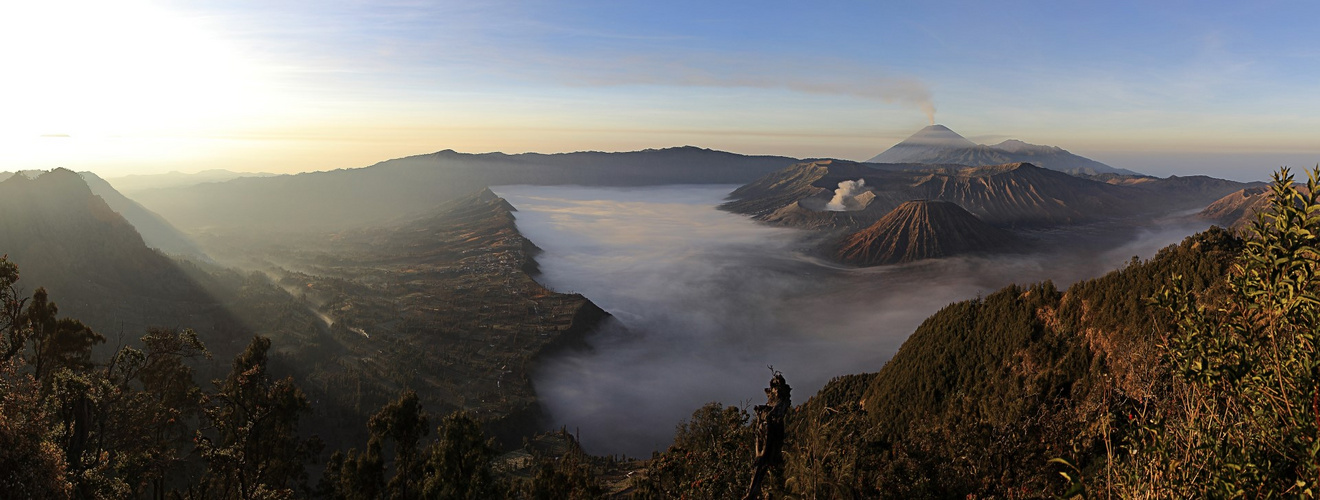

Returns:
130,147,800,236
0,169,248,358
832,200,1019,265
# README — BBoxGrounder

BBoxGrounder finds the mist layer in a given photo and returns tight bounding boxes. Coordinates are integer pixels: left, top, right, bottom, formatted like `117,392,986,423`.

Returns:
494,185,1211,457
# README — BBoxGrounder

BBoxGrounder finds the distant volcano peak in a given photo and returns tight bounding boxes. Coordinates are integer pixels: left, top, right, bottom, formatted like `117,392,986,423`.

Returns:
868,125,1138,176
898,124,977,148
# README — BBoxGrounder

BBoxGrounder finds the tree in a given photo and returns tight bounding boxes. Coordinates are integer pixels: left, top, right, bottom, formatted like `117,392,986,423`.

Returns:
522,431,605,500
0,256,30,362
320,443,385,500
635,402,755,500
321,390,429,500
420,412,502,499
101,328,211,498
25,288,105,382
0,359,72,499
196,336,321,499
369,390,429,499
1117,166,1320,496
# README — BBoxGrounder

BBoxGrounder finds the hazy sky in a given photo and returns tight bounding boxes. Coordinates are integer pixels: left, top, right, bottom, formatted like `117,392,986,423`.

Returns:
2,0,1317,180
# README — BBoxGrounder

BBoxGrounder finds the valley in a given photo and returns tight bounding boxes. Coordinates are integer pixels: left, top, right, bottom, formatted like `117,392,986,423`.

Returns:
0,130,1299,497
494,183,1221,457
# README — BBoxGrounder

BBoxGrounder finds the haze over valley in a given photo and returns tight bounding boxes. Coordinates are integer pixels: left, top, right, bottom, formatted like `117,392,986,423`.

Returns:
496,183,1221,456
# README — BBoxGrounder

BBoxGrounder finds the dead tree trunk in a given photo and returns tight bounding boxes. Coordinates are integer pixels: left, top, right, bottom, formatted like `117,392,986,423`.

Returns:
744,371,791,500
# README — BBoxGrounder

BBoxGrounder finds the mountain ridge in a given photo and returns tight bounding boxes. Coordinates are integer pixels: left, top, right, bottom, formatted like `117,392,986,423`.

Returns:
130,146,802,236
722,159,1147,230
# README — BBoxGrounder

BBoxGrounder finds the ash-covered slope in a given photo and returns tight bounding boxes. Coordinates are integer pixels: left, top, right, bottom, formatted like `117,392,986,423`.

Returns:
867,125,1138,176
722,159,1137,230
724,157,1254,234
833,200,1019,265
1200,186,1274,229
905,162,1133,226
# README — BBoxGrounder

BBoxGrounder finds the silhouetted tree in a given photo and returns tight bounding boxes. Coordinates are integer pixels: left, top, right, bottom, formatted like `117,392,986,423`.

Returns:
369,390,429,499
0,256,30,361
196,336,321,499
420,412,501,499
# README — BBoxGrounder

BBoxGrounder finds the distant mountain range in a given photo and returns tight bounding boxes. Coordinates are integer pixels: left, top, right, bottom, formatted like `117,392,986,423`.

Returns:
103,169,278,193
722,158,1253,265
129,146,801,236
868,125,1139,176
723,160,1158,229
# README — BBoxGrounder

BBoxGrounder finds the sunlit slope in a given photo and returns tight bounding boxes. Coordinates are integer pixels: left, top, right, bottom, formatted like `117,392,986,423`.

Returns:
1199,185,1275,229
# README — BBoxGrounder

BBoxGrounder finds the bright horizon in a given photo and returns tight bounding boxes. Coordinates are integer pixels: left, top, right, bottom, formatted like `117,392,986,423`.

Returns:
3,0,1318,182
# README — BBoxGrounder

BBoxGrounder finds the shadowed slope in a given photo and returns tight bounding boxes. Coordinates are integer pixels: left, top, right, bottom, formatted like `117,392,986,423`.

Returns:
79,171,205,257
0,169,248,358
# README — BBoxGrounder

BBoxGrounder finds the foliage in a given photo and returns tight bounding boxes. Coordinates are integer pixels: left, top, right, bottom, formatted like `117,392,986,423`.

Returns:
0,358,72,498
634,402,756,499
195,335,323,499
420,411,503,499
521,432,606,500
1112,167,1320,497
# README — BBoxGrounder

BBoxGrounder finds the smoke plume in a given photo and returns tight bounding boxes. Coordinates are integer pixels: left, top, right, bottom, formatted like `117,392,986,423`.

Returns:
560,54,937,124
826,179,867,211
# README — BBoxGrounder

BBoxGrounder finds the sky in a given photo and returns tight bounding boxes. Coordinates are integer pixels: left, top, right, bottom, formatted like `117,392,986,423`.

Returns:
2,0,1318,180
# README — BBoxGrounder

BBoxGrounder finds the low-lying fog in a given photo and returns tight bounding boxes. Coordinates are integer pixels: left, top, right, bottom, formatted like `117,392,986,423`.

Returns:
493,185,1212,457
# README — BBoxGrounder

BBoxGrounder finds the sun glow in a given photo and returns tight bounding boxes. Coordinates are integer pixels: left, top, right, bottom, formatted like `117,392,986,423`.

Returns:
0,0,279,170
